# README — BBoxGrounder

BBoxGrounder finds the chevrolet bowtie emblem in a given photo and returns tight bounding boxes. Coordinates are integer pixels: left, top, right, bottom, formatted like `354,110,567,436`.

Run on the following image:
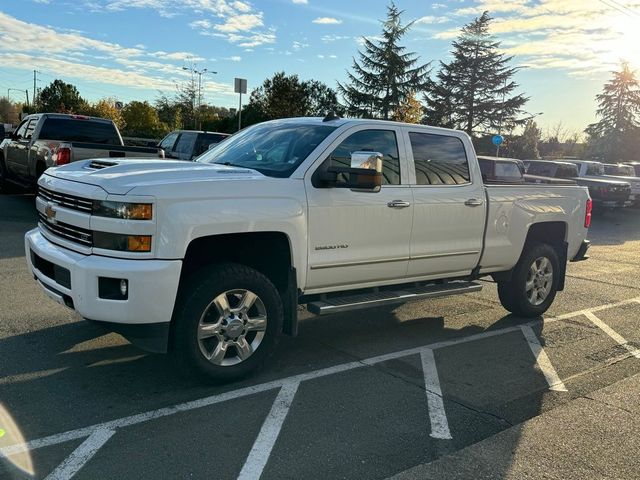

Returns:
45,203,57,224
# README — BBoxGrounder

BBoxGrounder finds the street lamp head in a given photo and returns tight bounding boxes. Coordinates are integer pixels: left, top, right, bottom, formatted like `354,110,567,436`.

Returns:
182,66,189,71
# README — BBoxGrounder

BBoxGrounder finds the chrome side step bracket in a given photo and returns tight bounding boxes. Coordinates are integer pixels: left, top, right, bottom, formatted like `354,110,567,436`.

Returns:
306,281,483,316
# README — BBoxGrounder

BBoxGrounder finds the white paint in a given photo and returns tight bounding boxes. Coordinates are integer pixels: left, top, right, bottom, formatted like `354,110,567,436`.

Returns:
520,325,568,392
237,381,300,480
3,296,639,462
420,349,452,440
583,311,640,359
44,429,115,480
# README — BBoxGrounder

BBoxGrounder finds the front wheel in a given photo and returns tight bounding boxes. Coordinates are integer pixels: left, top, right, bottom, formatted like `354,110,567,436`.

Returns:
497,243,560,317
172,263,283,381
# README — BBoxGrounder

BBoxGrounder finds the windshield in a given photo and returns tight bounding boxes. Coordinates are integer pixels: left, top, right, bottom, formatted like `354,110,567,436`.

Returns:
586,163,605,176
197,122,337,178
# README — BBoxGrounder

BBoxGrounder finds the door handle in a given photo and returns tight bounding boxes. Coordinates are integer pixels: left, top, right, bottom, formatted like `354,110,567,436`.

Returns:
387,200,411,208
464,198,484,207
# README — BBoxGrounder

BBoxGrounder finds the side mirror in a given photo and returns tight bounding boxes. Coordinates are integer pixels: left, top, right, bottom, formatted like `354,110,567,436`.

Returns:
317,151,383,191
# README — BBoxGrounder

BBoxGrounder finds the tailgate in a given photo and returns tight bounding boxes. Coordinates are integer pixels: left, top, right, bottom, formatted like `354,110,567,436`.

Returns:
71,142,161,159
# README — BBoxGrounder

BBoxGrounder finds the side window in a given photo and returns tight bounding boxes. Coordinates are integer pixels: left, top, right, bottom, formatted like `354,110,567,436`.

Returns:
409,132,470,185
159,132,179,151
24,119,37,140
174,132,198,157
495,162,523,180
14,120,29,139
325,129,400,185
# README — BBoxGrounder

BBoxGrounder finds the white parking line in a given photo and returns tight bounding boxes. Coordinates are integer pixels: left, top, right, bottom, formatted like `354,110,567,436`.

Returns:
2,295,639,479
583,311,640,359
520,325,568,392
43,429,115,480
420,349,452,440
238,381,300,480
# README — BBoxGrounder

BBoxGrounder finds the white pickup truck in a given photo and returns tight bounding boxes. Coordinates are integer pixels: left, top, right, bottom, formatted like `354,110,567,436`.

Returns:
25,117,592,380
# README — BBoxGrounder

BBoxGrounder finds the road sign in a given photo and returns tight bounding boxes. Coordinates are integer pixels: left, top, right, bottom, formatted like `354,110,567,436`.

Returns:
492,135,504,146
234,78,247,94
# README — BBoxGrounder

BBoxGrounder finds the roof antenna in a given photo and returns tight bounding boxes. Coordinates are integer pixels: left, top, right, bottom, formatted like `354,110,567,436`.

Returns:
323,111,341,122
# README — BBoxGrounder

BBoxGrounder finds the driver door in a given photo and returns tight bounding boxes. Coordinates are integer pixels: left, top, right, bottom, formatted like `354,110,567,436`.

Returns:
305,126,413,291
5,119,31,179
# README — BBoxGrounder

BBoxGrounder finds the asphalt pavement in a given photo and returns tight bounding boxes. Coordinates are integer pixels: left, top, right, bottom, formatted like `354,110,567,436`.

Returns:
1,192,640,480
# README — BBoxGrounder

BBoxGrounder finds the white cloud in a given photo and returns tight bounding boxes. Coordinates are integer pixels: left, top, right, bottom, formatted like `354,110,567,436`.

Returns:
292,0,308,3
214,13,263,33
415,15,450,25
292,40,309,50
312,17,342,24
321,34,351,42
227,55,242,61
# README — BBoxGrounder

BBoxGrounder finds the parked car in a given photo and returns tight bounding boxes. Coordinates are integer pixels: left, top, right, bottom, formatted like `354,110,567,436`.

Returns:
26,117,591,380
526,160,630,208
477,156,525,184
603,163,636,177
479,156,575,185
623,162,640,176
568,159,640,206
158,130,230,161
0,113,164,191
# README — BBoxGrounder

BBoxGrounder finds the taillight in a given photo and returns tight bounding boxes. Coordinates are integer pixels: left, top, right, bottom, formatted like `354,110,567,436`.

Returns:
55,147,71,165
585,198,593,228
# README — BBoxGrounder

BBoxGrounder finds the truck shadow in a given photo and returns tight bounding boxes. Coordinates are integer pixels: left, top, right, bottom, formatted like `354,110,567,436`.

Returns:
0,302,556,480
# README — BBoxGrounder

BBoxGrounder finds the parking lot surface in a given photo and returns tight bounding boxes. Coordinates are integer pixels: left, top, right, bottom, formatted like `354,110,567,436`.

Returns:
2,193,640,479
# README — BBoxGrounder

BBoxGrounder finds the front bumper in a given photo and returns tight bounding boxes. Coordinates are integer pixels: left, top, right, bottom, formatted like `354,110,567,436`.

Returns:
25,228,182,352
571,240,591,262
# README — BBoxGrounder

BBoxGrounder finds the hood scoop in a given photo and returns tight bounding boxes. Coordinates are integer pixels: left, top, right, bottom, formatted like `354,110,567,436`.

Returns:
87,160,118,170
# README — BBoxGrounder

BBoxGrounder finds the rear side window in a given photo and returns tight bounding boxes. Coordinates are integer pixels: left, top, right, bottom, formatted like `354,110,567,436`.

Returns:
159,132,179,152
409,133,470,185
174,132,198,157
194,133,229,157
495,162,522,180
527,162,555,177
326,129,401,185
557,164,578,177
39,118,120,144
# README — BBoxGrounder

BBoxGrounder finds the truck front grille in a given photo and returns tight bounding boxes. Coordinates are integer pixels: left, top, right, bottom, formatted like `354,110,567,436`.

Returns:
38,213,93,247
39,186,93,213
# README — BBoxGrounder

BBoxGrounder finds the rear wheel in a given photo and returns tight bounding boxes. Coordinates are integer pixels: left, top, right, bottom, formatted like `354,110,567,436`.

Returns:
172,263,283,381
497,243,560,317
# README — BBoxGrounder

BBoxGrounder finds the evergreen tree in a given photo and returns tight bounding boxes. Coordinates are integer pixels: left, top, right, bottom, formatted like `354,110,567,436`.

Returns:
426,12,528,136
338,2,430,119
506,120,542,159
585,62,640,161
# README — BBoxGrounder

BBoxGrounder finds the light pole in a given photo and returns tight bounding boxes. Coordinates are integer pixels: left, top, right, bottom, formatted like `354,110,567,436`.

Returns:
183,66,218,130
7,88,28,105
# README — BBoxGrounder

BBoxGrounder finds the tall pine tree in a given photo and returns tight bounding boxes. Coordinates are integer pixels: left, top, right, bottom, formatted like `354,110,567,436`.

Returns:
425,12,528,137
338,2,430,120
585,62,640,161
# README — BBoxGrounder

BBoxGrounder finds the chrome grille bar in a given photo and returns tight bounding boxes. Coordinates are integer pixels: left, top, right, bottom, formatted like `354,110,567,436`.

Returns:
39,186,93,213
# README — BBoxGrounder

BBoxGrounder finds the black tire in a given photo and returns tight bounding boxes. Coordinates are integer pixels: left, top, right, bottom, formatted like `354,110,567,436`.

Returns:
172,262,283,382
497,243,560,317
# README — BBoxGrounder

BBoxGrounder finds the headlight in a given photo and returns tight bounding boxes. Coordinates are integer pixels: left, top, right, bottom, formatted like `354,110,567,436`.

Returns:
93,232,152,252
93,201,152,220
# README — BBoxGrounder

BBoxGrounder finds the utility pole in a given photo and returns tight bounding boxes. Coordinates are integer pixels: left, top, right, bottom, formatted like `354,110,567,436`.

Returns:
25,89,29,107
33,70,37,112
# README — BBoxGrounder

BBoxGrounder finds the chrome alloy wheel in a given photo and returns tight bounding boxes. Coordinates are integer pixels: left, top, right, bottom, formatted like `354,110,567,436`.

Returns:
197,289,268,366
526,256,553,306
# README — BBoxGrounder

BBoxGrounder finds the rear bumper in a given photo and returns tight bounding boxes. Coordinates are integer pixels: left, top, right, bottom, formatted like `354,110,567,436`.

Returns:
25,228,181,352
571,240,591,262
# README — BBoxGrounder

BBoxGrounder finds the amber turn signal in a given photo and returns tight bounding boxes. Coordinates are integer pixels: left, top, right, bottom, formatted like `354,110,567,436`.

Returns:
127,235,152,252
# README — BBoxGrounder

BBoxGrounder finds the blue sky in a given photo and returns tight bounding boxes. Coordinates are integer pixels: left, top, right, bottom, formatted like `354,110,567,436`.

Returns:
1,0,638,134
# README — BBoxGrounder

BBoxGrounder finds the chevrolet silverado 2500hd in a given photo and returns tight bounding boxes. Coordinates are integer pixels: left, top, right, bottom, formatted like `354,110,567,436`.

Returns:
25,117,592,380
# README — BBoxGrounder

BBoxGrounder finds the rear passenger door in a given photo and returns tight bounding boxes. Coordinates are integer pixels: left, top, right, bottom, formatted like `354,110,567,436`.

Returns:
173,132,198,160
405,129,486,278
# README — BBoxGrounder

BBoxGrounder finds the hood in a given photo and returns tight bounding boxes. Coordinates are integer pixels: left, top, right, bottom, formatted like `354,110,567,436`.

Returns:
602,174,640,188
43,158,265,195
576,176,631,187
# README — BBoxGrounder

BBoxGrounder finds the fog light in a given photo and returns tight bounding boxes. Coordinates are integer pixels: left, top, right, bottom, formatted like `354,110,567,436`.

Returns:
98,277,129,300
120,279,128,297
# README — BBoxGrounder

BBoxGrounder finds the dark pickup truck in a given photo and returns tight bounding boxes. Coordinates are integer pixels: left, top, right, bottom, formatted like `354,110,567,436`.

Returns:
478,156,575,185
158,130,230,161
0,113,164,191
525,160,630,208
